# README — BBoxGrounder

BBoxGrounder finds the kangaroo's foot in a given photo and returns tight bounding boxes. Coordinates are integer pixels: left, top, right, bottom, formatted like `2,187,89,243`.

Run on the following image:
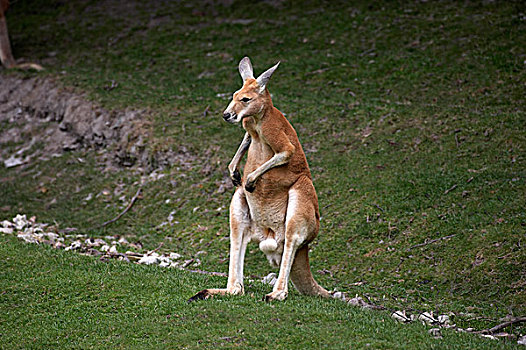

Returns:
187,289,212,303
188,283,244,303
263,290,288,302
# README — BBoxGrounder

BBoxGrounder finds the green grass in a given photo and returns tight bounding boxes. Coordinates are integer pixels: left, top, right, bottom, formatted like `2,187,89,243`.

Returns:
1,0,525,347
0,234,519,349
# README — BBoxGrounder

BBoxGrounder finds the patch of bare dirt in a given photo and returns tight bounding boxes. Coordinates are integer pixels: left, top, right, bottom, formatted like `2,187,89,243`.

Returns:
0,74,190,170
0,74,152,167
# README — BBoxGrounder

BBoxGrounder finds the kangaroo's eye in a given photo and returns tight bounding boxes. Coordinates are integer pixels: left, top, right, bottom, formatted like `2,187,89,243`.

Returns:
240,97,251,103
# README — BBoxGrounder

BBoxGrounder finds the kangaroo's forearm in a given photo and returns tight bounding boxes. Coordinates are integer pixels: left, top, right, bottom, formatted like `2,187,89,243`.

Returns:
229,133,251,172
248,148,293,181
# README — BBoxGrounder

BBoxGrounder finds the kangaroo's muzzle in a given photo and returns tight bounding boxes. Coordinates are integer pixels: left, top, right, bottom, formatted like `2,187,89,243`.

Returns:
223,112,238,123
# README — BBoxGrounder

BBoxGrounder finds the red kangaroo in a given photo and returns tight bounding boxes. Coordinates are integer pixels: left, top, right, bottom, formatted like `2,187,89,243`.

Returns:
189,57,329,302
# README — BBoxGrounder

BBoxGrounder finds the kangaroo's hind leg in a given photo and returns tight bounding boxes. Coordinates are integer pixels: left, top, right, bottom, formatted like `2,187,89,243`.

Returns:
188,188,251,302
264,176,323,301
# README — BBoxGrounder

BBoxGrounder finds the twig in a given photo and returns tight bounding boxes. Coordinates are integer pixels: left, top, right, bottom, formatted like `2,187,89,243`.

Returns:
96,187,142,229
146,242,163,255
305,67,330,75
409,234,456,250
374,204,384,212
444,184,457,195
203,105,210,117
179,267,227,277
473,317,526,334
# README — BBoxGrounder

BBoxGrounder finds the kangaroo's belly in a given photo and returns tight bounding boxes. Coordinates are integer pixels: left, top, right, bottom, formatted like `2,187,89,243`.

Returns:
245,190,287,236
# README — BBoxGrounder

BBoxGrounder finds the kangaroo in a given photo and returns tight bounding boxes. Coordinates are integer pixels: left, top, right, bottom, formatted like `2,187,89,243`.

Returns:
189,57,330,302
0,0,43,70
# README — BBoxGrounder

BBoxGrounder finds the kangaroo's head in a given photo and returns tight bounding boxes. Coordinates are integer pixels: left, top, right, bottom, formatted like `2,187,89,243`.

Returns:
223,57,280,124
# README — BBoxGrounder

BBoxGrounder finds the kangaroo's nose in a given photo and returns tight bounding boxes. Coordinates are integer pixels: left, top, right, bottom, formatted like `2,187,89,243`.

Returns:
223,112,231,120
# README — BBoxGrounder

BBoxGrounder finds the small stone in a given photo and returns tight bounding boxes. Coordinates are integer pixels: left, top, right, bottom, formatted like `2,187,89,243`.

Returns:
13,214,28,230
262,273,277,285
44,232,59,241
138,255,159,265
169,252,182,260
159,260,171,267
17,232,39,243
348,296,369,308
418,312,438,325
392,310,412,323
428,328,442,339
517,335,526,345
1,220,12,228
480,334,497,340
0,227,13,234
438,314,450,325
65,240,82,251
332,291,345,300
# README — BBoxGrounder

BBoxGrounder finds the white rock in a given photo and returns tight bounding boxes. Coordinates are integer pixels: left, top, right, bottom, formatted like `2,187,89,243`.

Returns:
0,227,13,234
4,155,25,168
65,240,82,251
17,232,38,243
348,296,369,308
13,214,28,230
138,255,159,265
332,291,345,300
428,328,442,339
100,244,110,252
262,273,277,285
169,252,182,260
480,334,497,340
44,232,59,241
109,245,118,254
392,310,412,323
418,312,438,325
1,220,12,228
438,314,450,325
518,335,526,345
159,260,171,267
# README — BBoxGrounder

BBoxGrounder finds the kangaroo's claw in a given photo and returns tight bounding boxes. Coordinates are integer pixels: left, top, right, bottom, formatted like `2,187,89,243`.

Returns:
245,181,256,193
231,169,242,187
187,289,212,303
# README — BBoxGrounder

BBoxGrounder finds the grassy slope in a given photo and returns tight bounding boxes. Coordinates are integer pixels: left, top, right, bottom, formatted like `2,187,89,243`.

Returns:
0,233,516,349
1,0,525,346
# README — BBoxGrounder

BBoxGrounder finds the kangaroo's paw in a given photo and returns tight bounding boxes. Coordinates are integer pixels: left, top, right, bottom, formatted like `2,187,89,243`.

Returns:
227,282,244,295
245,181,256,193
230,169,242,187
187,289,212,303
264,290,288,302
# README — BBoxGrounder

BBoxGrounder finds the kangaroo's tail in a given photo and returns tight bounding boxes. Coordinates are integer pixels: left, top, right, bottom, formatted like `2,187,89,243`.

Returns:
290,245,331,298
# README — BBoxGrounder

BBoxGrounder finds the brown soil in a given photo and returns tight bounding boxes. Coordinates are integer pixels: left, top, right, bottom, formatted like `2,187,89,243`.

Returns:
0,74,156,168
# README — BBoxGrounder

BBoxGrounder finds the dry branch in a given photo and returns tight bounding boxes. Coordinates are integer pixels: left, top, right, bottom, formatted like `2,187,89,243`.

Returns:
474,317,526,335
444,184,458,195
409,234,456,250
96,187,142,229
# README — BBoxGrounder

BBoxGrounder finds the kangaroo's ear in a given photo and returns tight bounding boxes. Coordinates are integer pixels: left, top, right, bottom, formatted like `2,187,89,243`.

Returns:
239,57,254,82
256,61,280,93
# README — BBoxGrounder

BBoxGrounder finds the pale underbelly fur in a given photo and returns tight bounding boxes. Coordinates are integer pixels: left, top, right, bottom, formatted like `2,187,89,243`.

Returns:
245,192,287,267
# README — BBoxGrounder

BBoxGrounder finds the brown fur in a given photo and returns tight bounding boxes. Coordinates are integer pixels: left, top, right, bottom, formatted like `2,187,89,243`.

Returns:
189,57,329,302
